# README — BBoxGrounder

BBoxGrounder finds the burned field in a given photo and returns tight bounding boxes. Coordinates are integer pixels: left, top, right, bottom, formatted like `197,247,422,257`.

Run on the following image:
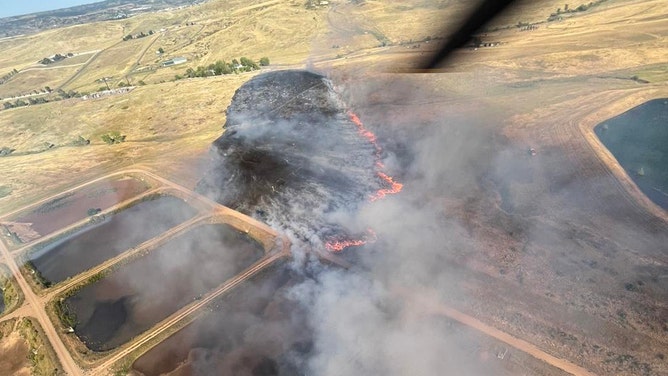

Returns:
59,223,265,352
197,70,401,250
1,174,151,246
26,194,197,286
594,98,668,210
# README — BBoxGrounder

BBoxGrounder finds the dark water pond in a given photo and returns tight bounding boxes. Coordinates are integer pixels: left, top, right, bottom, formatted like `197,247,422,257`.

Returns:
132,264,311,376
29,195,198,285
595,98,668,209
64,224,265,352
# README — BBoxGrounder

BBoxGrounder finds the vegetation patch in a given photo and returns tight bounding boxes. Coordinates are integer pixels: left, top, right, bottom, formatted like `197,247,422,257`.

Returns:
0,265,22,315
101,131,127,145
547,0,609,21
177,57,268,80
18,318,65,376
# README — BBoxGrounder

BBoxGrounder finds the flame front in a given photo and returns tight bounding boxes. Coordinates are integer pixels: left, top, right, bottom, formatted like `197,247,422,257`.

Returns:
325,229,378,252
325,112,403,252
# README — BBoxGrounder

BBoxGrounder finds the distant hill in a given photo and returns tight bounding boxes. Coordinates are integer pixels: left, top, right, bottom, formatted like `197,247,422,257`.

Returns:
0,0,206,38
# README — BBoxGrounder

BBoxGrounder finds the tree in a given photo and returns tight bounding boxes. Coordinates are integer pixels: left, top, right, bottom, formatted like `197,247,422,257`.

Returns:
158,47,165,54
240,57,259,69
101,131,126,145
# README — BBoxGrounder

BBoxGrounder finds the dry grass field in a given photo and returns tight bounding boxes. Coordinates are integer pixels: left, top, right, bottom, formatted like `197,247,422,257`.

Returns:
0,0,666,375
0,67,79,99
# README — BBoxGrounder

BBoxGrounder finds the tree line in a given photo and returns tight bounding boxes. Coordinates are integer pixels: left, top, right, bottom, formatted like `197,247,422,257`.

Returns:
2,88,80,110
175,57,269,80
0,69,18,85
123,30,155,41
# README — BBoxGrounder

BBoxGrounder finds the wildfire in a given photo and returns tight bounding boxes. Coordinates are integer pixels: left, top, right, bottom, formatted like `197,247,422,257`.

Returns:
325,111,403,252
371,172,404,201
325,229,377,253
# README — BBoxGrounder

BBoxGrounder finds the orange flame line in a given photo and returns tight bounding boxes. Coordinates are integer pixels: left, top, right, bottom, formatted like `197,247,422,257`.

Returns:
325,229,377,253
325,112,403,252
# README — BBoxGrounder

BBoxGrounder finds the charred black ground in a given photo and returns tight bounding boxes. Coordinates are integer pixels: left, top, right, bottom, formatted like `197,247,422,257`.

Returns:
197,70,385,247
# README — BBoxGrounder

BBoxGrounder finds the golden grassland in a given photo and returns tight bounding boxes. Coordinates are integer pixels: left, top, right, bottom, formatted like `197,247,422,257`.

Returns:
65,37,154,92
0,66,80,99
0,0,664,212
0,0,665,375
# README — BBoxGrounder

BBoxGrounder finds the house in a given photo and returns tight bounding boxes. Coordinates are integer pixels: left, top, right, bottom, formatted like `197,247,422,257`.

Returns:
162,57,188,67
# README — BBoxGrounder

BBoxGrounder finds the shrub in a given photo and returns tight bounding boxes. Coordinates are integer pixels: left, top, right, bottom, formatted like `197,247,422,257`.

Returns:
71,136,90,146
0,146,15,156
101,131,126,145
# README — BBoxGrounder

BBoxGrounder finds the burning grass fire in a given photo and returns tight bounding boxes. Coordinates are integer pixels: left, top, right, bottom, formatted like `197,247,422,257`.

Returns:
197,70,402,254
323,112,404,251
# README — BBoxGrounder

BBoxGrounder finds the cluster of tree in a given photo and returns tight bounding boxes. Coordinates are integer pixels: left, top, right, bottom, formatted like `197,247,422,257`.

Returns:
123,30,154,41
101,131,126,145
177,57,269,80
548,1,608,21
2,89,81,110
0,69,18,85
39,52,73,65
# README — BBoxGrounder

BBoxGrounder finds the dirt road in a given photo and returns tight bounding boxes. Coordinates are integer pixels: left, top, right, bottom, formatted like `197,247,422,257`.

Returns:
402,289,597,376
0,167,290,374
92,250,289,373
0,240,82,376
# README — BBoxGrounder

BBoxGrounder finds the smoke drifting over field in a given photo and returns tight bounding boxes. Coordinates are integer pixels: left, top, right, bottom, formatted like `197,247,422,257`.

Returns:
197,70,396,254
193,70,509,375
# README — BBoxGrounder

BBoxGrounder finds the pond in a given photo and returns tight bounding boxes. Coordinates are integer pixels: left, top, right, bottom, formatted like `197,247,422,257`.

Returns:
29,195,198,285
595,98,668,210
63,223,265,351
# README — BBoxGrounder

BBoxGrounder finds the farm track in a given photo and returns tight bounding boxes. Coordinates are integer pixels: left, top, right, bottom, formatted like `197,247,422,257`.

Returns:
404,289,598,376
0,168,291,375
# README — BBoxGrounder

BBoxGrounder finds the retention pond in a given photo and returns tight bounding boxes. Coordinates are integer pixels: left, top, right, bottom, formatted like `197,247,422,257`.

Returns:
595,98,668,209
132,264,311,376
29,195,197,285
63,223,265,352
5,175,150,243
